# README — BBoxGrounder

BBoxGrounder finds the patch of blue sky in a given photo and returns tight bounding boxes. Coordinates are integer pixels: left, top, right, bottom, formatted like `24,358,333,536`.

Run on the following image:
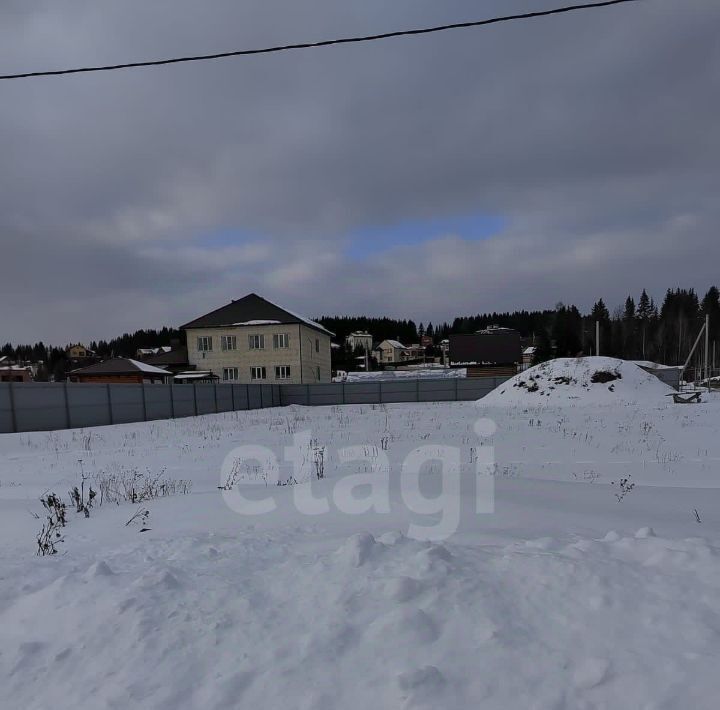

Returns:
344,213,506,259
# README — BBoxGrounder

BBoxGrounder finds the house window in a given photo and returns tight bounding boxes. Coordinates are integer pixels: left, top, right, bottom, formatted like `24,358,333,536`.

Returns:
315,338,320,353
275,366,291,380
273,333,289,349
250,366,267,381
248,334,265,350
223,367,239,381
221,335,237,351
197,336,213,352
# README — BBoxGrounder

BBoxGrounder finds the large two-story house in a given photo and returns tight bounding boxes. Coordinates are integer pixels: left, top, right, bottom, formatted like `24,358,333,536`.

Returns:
181,294,333,384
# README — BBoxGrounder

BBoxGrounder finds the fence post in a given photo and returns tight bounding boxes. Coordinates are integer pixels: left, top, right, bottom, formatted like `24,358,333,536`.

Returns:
246,384,250,410
231,384,236,411
63,381,72,429
107,383,114,425
7,381,18,433
416,379,420,402
454,378,459,401
379,382,383,404
193,383,198,415
141,383,148,421
260,385,264,409
342,382,346,405
170,384,176,419
214,384,219,413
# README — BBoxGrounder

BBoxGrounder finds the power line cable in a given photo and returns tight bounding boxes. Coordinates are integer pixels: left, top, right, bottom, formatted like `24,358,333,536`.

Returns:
0,0,644,81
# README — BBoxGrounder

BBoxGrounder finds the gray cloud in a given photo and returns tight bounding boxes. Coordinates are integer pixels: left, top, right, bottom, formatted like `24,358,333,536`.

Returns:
1,0,719,342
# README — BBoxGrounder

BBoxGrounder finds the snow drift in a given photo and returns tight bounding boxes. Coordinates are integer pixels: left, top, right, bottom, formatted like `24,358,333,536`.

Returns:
481,357,673,406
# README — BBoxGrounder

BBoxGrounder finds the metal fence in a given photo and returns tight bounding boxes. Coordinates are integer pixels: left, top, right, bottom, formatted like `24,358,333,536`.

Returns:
0,377,510,434
0,382,282,434
281,377,508,406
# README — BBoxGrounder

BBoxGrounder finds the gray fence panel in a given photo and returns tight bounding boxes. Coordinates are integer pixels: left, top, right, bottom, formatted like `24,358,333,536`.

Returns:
12,383,68,432
417,379,457,402
232,384,249,410
144,385,173,421
66,384,112,428
279,384,306,406
194,384,217,415
456,378,502,401
377,381,418,403
306,383,343,406
215,384,234,413
343,382,382,404
171,385,196,418
0,384,12,433
247,385,264,410
108,384,145,424
260,384,275,409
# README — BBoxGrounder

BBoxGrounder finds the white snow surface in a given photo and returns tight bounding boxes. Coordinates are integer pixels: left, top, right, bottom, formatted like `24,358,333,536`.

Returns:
126,358,172,375
482,356,674,406
3,392,720,708
231,319,281,326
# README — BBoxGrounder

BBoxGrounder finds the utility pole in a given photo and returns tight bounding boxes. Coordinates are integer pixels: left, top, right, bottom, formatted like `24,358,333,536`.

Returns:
705,314,710,393
595,320,600,357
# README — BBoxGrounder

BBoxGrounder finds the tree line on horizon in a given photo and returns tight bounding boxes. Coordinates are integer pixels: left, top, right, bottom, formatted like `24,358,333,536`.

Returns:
3,287,720,379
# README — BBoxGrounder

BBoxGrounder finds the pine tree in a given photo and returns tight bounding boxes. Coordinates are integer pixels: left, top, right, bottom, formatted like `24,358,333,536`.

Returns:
637,289,652,321
534,328,553,363
590,299,610,323
623,297,635,321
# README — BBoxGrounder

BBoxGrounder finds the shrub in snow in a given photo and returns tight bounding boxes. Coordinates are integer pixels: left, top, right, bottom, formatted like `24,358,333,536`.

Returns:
125,507,151,532
36,493,66,556
69,478,96,518
612,476,635,502
591,369,622,384
93,467,191,505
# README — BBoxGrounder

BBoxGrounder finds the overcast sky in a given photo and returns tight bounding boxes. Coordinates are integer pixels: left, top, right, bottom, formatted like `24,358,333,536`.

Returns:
1,0,719,344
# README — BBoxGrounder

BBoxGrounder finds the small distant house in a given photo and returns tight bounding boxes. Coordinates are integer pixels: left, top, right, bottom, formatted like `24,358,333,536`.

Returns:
136,346,172,359
0,364,33,383
403,344,427,360
522,346,537,368
66,344,94,360
181,293,333,384
345,331,373,353
374,340,408,364
68,358,171,384
373,340,426,365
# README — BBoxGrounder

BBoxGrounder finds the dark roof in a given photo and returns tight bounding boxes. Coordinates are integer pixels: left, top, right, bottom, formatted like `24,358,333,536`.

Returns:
143,347,189,367
70,358,171,376
180,293,333,336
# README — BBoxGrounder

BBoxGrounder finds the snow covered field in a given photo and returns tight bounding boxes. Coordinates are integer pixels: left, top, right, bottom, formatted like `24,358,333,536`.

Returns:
2,359,720,709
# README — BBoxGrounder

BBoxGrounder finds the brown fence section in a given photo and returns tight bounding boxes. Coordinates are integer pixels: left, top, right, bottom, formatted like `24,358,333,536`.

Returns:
0,377,509,434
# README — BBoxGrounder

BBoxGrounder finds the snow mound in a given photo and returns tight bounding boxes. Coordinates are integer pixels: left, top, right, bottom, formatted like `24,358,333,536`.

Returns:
481,357,673,406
